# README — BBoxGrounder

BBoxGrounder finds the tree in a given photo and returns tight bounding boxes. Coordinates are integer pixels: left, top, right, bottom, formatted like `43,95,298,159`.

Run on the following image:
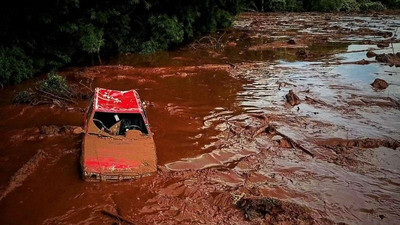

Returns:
80,24,104,64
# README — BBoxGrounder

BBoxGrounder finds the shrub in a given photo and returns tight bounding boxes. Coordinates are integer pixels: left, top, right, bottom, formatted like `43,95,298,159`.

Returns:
215,9,233,28
0,47,35,87
268,0,287,11
359,0,387,11
386,0,400,8
140,14,184,53
80,24,104,63
341,0,360,11
37,72,69,95
311,0,344,12
286,0,304,11
13,90,33,104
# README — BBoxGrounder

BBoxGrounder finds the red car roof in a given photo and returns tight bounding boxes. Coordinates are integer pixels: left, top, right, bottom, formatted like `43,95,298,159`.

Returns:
93,88,142,113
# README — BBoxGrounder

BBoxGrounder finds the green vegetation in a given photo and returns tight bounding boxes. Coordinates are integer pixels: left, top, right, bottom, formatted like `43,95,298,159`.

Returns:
1,0,243,86
13,90,33,104
37,72,69,95
0,0,398,86
0,47,35,87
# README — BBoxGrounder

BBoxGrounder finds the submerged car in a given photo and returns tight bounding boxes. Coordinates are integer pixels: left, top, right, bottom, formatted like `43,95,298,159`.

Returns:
81,88,157,181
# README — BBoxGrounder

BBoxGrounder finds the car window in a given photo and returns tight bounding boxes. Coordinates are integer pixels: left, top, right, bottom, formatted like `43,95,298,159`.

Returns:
92,112,148,136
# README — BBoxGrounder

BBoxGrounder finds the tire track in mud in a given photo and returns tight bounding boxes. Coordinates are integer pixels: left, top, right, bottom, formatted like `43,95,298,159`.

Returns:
0,126,82,202
0,150,47,201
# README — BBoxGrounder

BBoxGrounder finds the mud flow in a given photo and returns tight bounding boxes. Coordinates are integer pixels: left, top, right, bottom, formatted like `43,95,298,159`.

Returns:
1,12,400,224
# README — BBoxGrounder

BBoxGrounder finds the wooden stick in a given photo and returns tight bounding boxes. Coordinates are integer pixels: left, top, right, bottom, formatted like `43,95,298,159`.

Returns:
79,80,94,92
35,88,77,104
101,210,134,224
274,129,314,157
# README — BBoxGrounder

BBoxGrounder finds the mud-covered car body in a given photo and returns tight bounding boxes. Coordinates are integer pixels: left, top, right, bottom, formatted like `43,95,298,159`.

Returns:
81,88,157,181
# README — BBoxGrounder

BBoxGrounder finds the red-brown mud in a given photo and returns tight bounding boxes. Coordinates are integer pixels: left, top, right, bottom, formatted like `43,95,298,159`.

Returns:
1,12,400,225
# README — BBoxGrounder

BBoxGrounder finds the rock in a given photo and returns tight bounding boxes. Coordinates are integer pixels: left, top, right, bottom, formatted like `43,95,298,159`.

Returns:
73,127,84,135
296,49,308,58
366,50,376,58
377,42,389,48
287,39,296,45
285,90,301,106
371,78,389,89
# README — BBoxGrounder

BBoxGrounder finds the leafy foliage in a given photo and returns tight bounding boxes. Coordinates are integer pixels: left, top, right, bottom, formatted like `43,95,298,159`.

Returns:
268,0,287,11
0,46,35,87
286,0,305,11
341,0,361,12
141,15,184,53
359,0,387,11
13,90,33,104
0,0,243,86
37,72,69,95
80,24,104,55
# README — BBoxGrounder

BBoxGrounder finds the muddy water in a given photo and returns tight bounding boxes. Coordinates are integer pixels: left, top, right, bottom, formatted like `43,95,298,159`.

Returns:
1,12,400,225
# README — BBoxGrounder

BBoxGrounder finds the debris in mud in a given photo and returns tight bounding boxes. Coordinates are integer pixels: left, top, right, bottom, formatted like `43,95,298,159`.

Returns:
271,135,292,148
236,197,322,224
13,73,92,109
39,125,84,137
237,197,281,220
40,125,62,136
285,90,301,106
317,138,400,150
355,59,370,65
0,150,47,201
288,39,296,45
375,53,400,66
296,49,308,59
264,125,314,157
72,127,84,135
371,78,389,89
366,50,377,58
227,41,237,48
377,42,389,48
248,41,307,51
101,210,134,224
279,138,292,148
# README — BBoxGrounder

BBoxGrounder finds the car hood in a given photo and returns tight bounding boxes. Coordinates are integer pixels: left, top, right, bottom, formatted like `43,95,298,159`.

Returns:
83,132,157,175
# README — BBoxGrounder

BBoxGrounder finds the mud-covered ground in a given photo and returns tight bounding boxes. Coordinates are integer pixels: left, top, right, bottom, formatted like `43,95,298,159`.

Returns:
1,12,400,225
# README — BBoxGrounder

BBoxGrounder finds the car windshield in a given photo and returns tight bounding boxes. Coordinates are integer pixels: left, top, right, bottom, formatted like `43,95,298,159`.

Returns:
92,112,148,136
